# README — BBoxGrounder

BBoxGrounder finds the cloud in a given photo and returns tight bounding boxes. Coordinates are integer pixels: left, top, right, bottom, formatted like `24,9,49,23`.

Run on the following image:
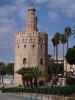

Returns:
62,4,75,18
48,0,75,18
0,0,49,61
48,11,61,23
0,0,32,61
18,0,48,5
32,0,48,4
0,2,17,61
0,0,75,61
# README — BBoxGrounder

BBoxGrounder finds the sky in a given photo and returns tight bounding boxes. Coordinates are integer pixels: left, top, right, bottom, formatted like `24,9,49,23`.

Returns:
0,0,75,63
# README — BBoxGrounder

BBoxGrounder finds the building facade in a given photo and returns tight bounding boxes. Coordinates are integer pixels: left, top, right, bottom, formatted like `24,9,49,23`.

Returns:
64,59,75,73
14,7,48,85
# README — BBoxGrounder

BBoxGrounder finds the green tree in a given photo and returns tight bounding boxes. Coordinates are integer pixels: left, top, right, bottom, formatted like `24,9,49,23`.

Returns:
0,62,5,86
48,63,64,77
32,67,42,87
17,67,32,87
52,32,61,63
6,63,14,79
64,27,72,50
52,37,56,58
60,34,67,61
17,67,42,87
65,47,75,65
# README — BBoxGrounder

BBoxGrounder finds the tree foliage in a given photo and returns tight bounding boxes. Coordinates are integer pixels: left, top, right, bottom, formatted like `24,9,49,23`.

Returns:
66,47,75,65
17,67,41,78
64,26,72,38
6,63,14,75
51,32,61,62
60,34,67,44
17,67,42,87
0,62,6,75
47,63,64,76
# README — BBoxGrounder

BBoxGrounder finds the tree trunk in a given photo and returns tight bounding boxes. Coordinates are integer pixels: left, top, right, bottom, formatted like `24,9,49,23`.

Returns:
63,44,64,62
0,74,1,85
34,77,37,87
2,74,4,87
26,79,29,87
30,78,33,88
54,46,55,59
22,76,25,87
67,40,68,50
66,39,69,77
56,45,58,63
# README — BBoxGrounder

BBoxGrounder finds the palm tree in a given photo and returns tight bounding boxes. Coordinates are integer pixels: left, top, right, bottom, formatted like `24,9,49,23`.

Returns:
60,34,67,61
64,27,72,50
54,32,61,63
52,37,56,59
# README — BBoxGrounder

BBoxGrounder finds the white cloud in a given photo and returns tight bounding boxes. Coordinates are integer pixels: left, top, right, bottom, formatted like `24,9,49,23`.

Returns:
0,4,17,52
62,4,75,18
49,0,68,8
48,0,75,18
32,0,48,4
48,11,61,22
18,0,48,5
0,0,75,61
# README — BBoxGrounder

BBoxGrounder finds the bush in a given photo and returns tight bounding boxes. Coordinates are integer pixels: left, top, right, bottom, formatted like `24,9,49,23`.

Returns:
1,85,75,96
38,80,45,86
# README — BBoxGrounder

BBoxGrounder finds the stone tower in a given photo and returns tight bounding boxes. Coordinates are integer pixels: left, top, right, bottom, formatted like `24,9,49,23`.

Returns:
14,7,48,85
26,7,37,32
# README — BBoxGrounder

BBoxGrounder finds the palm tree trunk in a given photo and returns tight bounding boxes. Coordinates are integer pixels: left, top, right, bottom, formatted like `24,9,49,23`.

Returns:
63,44,64,62
2,73,4,87
67,39,69,51
26,80,29,87
56,45,58,63
66,39,69,77
34,77,37,87
30,78,33,88
0,74,1,85
54,46,55,59
22,76,25,87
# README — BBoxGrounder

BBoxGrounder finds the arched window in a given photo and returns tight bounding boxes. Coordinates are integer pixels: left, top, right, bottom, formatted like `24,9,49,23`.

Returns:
41,44,42,48
33,32,34,35
23,58,26,64
24,45,26,48
40,58,43,65
18,45,19,48
22,39,24,42
32,44,35,48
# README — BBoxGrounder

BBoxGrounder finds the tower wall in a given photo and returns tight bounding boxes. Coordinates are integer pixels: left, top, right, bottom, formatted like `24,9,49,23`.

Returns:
14,32,48,85
14,7,48,85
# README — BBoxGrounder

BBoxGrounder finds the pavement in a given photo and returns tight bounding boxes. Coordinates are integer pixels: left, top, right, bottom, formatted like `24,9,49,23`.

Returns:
0,93,27,100
0,93,41,100
0,93,75,100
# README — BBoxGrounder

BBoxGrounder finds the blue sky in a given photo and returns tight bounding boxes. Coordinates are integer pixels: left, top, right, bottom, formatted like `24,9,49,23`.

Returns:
0,0,75,62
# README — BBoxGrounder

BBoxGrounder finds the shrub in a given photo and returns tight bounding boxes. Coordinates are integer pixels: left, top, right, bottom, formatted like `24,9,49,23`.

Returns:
1,85,75,96
38,80,45,86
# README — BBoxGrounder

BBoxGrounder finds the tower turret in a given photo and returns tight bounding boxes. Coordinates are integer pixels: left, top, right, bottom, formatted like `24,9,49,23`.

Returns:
26,7,37,32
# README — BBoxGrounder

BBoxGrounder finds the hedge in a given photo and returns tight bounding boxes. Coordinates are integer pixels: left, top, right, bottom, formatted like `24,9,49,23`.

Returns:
1,85,75,96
